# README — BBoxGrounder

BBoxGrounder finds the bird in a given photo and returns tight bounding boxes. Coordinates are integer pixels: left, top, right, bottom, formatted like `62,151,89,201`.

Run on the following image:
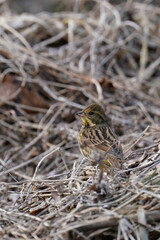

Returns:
76,104,123,172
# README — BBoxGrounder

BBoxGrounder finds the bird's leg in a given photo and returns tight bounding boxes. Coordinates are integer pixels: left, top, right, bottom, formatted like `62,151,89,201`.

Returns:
98,169,104,183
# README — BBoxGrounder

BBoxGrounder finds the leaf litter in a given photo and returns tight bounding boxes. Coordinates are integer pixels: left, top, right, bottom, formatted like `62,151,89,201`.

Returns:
0,1,160,239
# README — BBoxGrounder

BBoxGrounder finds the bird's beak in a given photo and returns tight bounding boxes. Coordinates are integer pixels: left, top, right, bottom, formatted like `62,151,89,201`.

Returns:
75,110,84,117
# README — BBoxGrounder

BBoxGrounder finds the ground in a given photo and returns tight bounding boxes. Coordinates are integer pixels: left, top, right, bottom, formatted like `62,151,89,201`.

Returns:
0,1,160,239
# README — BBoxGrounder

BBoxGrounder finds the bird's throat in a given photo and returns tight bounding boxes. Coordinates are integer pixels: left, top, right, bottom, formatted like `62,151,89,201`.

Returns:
81,117,96,127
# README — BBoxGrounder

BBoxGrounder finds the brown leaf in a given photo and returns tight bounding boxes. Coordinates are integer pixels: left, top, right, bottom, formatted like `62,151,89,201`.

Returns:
0,74,21,106
19,85,49,112
99,77,115,92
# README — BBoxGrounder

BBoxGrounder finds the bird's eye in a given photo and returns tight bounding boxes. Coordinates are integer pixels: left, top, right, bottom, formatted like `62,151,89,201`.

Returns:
88,111,94,115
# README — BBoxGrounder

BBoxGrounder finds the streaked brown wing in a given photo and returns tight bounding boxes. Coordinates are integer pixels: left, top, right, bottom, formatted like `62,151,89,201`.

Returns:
79,125,123,159
95,125,123,159
94,142,111,152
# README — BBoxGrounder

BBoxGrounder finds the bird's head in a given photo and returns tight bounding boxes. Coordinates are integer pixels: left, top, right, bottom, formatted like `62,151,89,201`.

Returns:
76,104,107,127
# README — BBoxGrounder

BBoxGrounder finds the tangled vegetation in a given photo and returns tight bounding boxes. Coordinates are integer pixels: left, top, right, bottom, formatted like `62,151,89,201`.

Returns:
0,1,160,239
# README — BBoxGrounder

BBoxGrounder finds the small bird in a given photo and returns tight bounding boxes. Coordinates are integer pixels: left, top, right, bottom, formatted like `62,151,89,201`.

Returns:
76,104,123,171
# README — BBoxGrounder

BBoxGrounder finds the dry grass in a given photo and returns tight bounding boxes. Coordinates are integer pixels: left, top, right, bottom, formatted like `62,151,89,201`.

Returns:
0,1,160,239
